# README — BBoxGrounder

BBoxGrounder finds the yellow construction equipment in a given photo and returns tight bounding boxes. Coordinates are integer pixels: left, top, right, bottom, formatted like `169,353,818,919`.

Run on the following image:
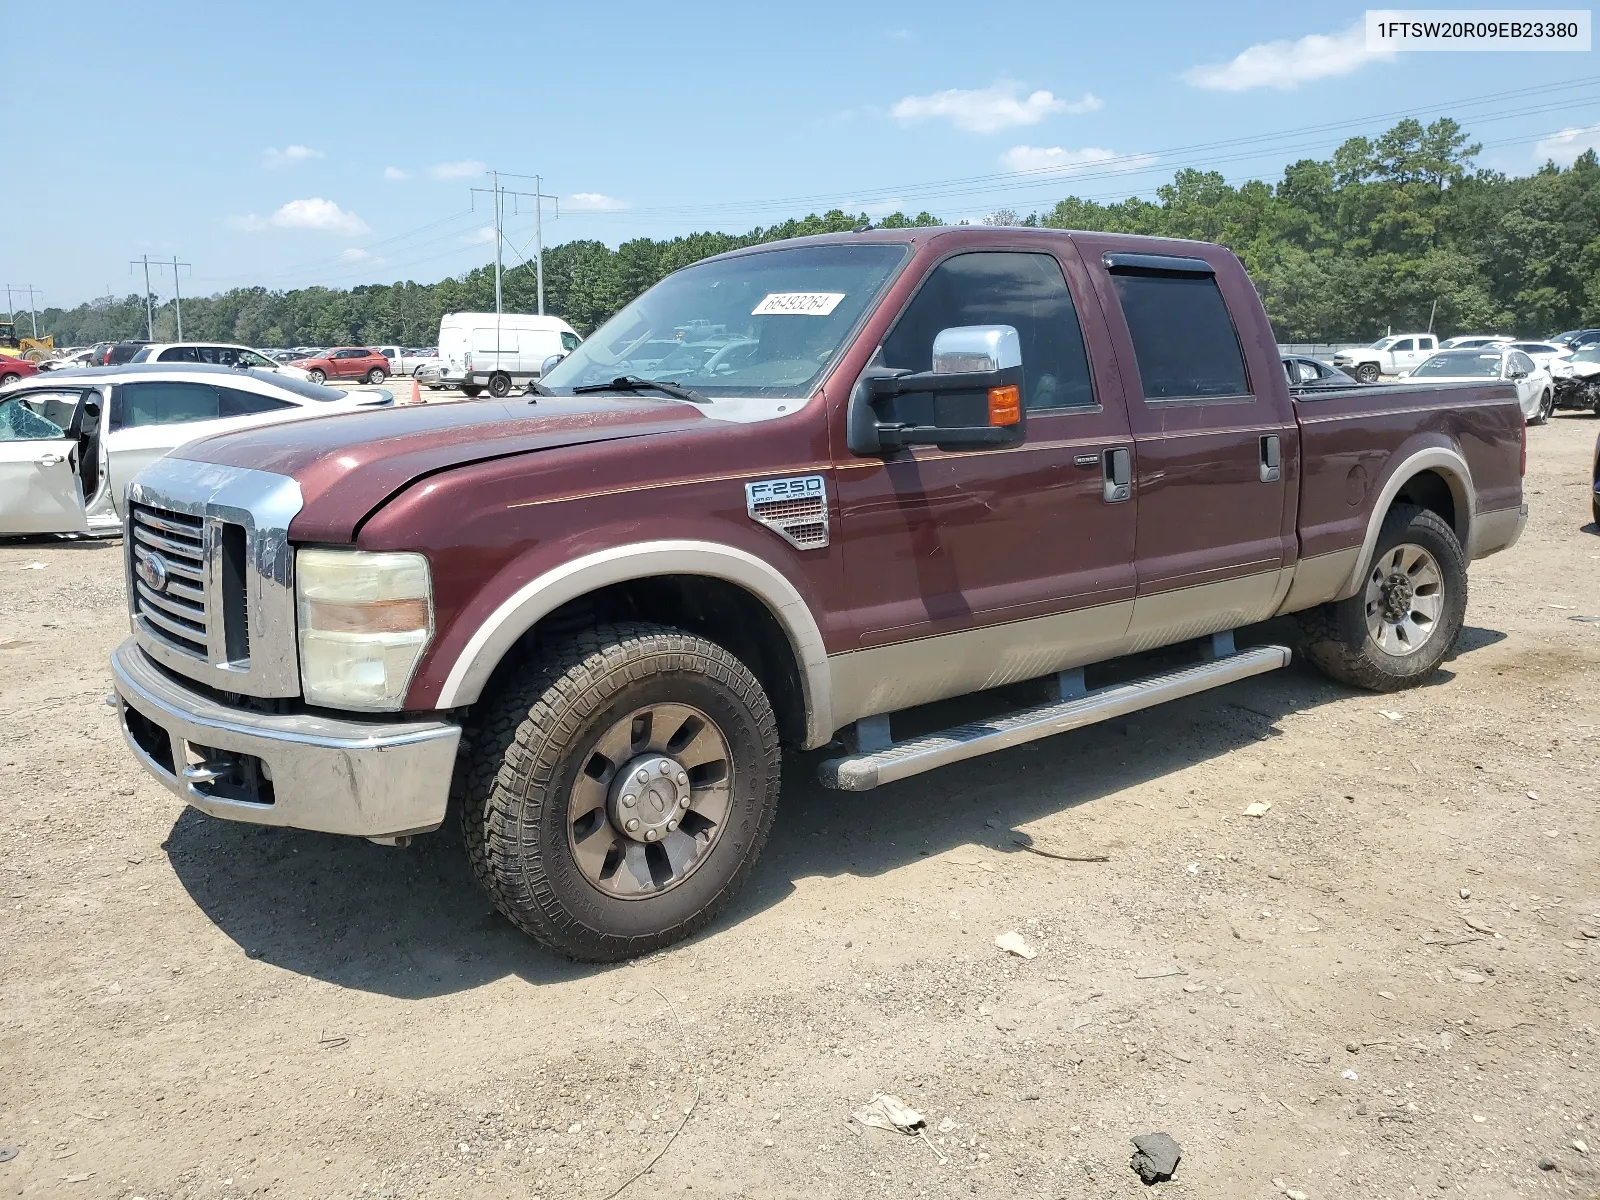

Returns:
0,320,54,361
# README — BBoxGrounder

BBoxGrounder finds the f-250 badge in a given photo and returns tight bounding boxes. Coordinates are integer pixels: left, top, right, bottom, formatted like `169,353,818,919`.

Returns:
745,475,829,550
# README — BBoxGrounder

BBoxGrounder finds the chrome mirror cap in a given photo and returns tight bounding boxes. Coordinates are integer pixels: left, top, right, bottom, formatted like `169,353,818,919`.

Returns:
539,352,567,378
932,325,1021,374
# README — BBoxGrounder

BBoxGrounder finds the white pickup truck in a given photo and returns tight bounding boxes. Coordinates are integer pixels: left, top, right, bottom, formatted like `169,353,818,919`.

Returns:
1332,334,1439,383
372,346,435,377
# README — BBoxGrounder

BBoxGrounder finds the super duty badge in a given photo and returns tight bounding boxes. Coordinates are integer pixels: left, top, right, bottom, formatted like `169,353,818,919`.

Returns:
745,475,829,550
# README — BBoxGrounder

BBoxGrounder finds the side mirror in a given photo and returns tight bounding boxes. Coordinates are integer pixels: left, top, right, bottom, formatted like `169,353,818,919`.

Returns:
1507,369,1527,380
539,352,566,378
847,324,1025,455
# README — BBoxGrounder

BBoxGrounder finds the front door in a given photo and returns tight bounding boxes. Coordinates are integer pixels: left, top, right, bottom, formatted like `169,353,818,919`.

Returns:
831,248,1137,718
1096,253,1295,646
0,390,88,534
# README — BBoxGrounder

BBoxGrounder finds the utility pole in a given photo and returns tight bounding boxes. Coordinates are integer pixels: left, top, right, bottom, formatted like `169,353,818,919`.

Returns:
5,285,41,336
471,171,558,314
532,174,558,316
151,257,192,340
130,255,155,340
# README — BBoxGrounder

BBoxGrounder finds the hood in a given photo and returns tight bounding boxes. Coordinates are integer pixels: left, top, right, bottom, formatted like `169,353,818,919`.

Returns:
172,394,710,541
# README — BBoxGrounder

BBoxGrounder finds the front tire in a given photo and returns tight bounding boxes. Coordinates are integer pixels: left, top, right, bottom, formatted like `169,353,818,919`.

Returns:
1355,363,1381,384
464,623,780,962
307,368,325,384
1296,503,1468,692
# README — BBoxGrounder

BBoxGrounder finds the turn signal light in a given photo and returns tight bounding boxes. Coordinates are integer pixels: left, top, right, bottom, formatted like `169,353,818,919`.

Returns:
988,384,1021,426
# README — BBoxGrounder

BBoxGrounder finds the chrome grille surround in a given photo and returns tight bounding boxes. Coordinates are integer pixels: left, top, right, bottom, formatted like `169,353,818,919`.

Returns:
125,459,304,697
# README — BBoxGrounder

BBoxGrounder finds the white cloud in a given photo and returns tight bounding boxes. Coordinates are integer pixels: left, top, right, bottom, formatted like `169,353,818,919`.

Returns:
566,192,628,211
891,83,1099,134
1001,145,1158,174
1535,122,1600,165
226,213,267,232
886,28,913,41
468,225,497,244
1182,21,1393,91
428,159,487,180
269,198,370,235
338,248,372,262
263,144,323,168
383,166,409,181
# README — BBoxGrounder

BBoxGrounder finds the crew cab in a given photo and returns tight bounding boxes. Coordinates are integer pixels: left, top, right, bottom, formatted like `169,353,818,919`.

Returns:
1332,333,1439,382
110,228,1527,962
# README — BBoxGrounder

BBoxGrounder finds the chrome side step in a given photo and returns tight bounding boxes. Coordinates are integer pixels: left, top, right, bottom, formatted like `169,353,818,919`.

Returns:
817,643,1291,792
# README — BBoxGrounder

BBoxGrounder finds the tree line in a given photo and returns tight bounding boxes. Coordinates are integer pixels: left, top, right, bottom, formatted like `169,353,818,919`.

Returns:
24,118,1600,347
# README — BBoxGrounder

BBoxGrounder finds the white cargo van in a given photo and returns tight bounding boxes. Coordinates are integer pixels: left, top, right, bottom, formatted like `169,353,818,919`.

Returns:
437,313,582,397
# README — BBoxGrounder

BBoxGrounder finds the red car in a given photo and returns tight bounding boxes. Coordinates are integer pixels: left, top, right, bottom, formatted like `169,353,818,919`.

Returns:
290,346,390,385
0,356,41,389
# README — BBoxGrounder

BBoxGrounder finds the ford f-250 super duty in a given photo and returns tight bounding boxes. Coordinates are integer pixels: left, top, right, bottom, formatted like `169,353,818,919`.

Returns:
111,227,1528,961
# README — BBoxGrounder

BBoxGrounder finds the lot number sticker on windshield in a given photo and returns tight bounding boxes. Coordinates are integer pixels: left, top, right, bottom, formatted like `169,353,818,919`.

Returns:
752,292,846,316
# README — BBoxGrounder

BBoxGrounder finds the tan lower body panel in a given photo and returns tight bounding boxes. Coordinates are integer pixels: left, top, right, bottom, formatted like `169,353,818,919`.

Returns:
826,567,1296,732
1276,547,1361,615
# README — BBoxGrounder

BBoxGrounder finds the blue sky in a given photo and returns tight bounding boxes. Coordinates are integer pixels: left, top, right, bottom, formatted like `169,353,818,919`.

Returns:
11,0,1600,310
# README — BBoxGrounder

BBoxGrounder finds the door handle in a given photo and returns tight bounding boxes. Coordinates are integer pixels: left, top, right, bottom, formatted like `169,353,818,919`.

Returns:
1102,447,1132,503
1259,435,1281,483
35,453,66,467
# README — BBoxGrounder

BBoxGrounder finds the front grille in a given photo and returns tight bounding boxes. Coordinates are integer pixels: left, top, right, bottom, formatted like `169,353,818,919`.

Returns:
130,504,210,658
125,458,303,698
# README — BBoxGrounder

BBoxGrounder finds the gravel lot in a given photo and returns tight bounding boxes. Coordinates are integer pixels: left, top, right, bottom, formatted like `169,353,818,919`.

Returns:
2,413,1597,1199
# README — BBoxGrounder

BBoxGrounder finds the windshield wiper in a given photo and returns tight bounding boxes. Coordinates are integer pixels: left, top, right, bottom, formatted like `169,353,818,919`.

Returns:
571,375,708,404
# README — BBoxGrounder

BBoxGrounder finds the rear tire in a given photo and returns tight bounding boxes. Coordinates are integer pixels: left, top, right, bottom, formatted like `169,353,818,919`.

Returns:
488,372,512,398
1532,389,1553,425
1355,363,1381,384
0,373,19,388
463,623,780,962
460,384,483,398
366,367,387,384
1296,503,1468,692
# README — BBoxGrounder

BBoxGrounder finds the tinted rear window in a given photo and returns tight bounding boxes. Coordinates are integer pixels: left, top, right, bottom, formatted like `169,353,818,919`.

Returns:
1111,271,1249,401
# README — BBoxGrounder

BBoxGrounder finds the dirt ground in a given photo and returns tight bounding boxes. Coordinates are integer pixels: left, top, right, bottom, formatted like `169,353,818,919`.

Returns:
2,414,1598,1200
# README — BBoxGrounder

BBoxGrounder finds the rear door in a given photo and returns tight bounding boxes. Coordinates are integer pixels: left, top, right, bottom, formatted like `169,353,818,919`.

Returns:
1094,251,1295,643
0,390,89,533
105,379,233,500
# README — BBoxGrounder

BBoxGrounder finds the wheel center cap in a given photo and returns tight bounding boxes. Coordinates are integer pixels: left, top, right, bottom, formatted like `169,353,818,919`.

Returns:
608,755,691,843
1381,573,1413,621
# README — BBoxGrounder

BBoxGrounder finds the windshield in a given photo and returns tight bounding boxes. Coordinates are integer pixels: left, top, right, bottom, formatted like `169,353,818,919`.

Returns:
1571,346,1600,363
1367,337,1395,349
242,370,347,401
1411,351,1502,378
541,243,909,400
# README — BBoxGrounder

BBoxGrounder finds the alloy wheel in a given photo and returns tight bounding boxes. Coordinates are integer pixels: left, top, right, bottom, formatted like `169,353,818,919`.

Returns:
566,702,733,899
1364,542,1445,656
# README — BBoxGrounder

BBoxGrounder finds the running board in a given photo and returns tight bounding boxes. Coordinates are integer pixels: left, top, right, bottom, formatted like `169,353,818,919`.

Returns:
817,644,1291,792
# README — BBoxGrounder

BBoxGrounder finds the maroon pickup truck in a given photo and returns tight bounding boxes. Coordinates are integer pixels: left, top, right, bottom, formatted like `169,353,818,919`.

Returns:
111,226,1527,961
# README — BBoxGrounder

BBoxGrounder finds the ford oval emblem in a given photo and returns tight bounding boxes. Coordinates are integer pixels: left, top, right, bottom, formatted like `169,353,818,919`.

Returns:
136,551,170,594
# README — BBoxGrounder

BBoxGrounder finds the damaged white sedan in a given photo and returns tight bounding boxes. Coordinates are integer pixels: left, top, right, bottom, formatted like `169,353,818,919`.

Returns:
0,364,392,536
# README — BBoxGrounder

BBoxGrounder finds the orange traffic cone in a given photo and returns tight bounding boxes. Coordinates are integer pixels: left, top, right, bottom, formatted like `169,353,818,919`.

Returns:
410,377,422,406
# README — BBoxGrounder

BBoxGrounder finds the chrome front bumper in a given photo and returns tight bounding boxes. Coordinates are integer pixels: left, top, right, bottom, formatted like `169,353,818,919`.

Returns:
112,639,460,837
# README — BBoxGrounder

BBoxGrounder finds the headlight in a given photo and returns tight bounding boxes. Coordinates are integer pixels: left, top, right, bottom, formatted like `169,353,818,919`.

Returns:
296,549,433,710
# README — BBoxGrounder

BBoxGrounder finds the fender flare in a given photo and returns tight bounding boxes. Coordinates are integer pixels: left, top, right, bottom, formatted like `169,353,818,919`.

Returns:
434,539,835,748
1334,446,1474,601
